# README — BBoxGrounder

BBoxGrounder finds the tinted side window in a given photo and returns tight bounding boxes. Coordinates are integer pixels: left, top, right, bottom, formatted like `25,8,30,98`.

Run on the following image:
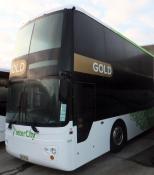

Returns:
104,28,125,61
74,11,106,60
104,27,153,77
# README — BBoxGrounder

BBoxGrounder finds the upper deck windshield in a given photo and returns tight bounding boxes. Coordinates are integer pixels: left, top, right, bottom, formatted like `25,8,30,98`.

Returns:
15,12,63,57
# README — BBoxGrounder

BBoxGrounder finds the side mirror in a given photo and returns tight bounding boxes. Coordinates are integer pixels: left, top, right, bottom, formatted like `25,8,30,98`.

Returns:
59,79,69,103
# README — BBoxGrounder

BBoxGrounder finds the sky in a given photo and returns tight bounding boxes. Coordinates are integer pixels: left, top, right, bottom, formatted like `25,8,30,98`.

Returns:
0,0,154,69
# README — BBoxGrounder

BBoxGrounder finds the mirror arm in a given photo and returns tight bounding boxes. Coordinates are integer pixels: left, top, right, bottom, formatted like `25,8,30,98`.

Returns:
59,71,72,79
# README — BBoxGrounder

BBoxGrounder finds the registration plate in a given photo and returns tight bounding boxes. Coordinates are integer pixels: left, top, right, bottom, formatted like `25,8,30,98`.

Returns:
20,154,29,161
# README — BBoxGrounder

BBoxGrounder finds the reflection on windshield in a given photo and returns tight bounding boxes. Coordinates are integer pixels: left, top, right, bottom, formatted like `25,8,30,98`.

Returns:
30,13,63,53
15,12,63,58
15,23,34,57
6,78,67,127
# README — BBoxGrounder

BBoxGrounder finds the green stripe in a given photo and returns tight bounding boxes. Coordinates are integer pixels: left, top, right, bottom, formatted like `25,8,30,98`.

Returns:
77,9,154,58
110,29,154,58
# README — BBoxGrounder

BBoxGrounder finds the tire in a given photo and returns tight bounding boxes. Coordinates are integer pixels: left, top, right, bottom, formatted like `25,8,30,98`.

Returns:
110,120,127,153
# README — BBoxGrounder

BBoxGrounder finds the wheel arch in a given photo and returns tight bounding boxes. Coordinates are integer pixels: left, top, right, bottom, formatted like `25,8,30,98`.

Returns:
110,119,128,152
111,119,127,139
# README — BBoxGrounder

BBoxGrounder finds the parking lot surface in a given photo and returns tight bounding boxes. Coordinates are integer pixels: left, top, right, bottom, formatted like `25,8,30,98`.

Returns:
1,129,154,175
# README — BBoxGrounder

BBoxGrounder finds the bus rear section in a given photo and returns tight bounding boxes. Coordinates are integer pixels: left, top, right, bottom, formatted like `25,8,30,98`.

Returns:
5,7,154,171
0,70,9,142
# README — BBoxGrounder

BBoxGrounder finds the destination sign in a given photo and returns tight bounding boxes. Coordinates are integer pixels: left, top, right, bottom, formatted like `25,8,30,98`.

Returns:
10,59,27,78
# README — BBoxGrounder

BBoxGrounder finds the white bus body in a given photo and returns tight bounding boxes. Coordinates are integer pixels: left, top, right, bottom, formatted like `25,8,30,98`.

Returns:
5,112,149,171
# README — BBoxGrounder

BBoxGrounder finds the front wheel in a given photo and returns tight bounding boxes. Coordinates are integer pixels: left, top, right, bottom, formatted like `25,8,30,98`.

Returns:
110,121,127,153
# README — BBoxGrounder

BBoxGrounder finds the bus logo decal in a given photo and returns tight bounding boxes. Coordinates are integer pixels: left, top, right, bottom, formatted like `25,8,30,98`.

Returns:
12,126,37,140
93,62,112,76
74,53,113,77
10,59,27,78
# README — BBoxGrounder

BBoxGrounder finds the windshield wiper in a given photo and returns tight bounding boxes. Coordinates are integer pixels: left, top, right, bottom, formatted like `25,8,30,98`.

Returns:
8,111,19,129
31,123,39,133
25,111,39,133
8,120,16,129
8,119,39,134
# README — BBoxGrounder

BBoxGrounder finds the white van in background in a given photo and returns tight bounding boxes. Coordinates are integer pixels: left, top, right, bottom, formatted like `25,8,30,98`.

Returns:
0,115,5,142
0,69,9,142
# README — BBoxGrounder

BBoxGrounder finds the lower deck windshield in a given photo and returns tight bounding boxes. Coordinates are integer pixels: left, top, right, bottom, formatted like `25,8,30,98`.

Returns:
6,78,67,127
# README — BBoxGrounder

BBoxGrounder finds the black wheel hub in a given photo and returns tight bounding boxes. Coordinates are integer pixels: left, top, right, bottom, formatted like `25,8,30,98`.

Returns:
113,126,124,146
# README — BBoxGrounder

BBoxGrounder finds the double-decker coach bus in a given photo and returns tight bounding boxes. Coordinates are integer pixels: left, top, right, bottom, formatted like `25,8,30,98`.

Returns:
5,7,154,171
0,69,9,142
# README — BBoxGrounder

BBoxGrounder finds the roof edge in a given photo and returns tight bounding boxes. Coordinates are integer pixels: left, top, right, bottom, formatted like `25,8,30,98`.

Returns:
20,5,154,58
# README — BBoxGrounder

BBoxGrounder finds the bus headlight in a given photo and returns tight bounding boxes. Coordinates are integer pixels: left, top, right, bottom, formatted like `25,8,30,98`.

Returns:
44,146,57,155
51,147,56,155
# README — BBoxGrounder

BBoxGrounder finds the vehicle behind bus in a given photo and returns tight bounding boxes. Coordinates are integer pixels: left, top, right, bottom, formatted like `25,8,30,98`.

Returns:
0,70,9,142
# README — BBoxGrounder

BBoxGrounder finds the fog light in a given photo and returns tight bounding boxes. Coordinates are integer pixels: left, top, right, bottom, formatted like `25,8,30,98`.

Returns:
50,155,54,160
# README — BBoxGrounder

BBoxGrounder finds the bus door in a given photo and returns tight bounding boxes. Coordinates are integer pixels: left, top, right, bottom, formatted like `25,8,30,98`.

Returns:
73,82,95,143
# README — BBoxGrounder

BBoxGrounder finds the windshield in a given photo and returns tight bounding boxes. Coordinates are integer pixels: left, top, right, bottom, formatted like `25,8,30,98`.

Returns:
15,12,63,57
6,78,68,127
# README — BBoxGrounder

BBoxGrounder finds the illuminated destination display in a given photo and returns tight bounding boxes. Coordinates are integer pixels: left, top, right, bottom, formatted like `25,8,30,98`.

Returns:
10,59,27,78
